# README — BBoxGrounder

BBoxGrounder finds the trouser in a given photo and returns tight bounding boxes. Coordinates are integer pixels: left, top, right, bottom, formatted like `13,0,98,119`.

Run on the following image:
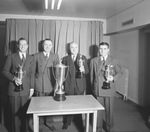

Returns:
96,96,115,132
9,96,29,132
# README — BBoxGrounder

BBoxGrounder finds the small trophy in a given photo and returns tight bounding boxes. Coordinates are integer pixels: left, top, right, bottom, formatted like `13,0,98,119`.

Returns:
14,65,26,92
52,61,69,101
76,54,85,78
102,65,114,90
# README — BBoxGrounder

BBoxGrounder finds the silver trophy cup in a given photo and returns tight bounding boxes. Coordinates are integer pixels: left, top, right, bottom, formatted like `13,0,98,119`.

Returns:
76,54,85,78
102,65,114,90
52,62,69,101
15,65,26,92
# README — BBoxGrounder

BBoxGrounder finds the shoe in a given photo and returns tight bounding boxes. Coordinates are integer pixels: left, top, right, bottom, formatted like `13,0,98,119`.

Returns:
62,124,69,129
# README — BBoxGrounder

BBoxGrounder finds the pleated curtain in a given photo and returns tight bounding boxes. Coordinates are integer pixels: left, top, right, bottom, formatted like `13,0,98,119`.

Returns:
6,19,103,59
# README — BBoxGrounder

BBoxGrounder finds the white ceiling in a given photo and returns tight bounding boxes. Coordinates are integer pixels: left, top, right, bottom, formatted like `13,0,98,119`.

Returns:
0,0,144,19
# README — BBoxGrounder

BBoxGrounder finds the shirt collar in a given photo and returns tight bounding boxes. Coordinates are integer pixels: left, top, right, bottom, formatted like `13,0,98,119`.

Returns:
72,54,77,58
43,52,50,57
101,55,108,61
19,52,26,58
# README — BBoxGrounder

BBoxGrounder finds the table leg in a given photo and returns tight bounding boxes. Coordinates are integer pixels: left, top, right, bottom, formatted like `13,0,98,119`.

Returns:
85,113,89,132
93,111,97,132
33,114,39,132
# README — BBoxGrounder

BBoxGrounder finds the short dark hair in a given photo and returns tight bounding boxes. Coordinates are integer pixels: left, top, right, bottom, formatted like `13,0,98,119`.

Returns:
43,38,53,44
99,42,109,48
18,38,28,45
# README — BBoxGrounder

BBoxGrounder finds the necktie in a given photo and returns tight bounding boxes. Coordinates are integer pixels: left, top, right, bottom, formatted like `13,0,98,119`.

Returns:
101,56,105,66
22,54,25,64
45,54,49,59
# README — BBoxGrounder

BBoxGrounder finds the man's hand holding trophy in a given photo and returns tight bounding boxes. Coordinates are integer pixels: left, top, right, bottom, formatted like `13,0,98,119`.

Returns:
14,64,26,92
102,64,114,90
76,54,85,78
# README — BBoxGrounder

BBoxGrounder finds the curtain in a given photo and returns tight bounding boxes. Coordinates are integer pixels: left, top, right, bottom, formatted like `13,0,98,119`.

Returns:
6,19,103,59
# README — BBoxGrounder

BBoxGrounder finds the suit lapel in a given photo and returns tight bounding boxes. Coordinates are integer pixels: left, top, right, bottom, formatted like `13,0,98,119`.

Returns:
105,55,112,65
97,57,102,75
68,55,75,76
39,52,46,61
22,54,30,71
47,52,53,64
14,52,22,67
76,54,80,62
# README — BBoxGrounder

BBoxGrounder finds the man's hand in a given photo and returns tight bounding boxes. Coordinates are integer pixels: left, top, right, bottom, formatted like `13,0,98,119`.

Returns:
79,66,85,73
14,78,22,86
107,75,114,82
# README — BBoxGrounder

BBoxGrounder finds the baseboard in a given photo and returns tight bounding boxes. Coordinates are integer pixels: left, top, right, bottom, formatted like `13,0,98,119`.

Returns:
128,95,139,105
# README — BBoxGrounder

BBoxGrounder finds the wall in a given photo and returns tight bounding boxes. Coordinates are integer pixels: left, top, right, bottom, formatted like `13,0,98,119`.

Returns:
106,0,150,106
107,0,150,34
109,30,141,105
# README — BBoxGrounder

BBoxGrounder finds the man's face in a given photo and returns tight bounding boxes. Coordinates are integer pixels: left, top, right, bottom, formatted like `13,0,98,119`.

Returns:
70,43,79,55
43,40,53,53
99,45,109,57
18,40,28,53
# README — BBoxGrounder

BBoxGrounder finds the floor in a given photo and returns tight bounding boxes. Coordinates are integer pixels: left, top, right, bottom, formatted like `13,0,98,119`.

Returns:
33,95,150,132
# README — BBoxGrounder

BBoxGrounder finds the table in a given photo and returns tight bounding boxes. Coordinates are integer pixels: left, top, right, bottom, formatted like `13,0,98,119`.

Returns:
27,95,104,132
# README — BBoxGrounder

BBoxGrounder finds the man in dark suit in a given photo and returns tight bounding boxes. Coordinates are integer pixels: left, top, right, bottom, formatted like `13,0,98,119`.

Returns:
34,38,59,131
90,42,122,132
62,42,89,131
3,38,35,132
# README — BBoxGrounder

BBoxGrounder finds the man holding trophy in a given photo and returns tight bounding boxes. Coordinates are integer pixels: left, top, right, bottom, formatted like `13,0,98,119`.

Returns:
62,42,89,130
3,38,35,132
90,42,122,132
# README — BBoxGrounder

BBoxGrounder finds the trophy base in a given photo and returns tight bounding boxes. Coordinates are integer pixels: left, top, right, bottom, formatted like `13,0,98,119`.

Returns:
14,85,23,92
53,93,66,101
102,81,111,90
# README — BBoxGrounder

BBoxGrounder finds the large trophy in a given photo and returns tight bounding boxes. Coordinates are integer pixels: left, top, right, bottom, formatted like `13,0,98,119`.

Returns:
52,61,69,101
76,54,85,78
14,65,26,92
102,65,114,90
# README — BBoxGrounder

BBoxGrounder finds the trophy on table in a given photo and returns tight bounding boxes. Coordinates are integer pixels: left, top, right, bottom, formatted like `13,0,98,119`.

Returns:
14,65,26,92
76,54,85,78
102,65,114,90
52,61,69,101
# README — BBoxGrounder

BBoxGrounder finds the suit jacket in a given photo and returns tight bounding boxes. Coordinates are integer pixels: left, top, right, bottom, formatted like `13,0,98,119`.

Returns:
34,52,59,93
3,52,35,96
62,54,89,95
90,55,122,97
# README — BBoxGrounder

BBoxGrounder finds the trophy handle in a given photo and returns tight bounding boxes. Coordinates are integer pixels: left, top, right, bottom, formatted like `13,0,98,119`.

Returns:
63,66,69,82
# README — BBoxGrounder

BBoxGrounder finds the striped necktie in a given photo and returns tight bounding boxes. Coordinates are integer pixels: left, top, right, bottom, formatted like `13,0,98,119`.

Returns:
101,56,105,65
22,54,25,64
